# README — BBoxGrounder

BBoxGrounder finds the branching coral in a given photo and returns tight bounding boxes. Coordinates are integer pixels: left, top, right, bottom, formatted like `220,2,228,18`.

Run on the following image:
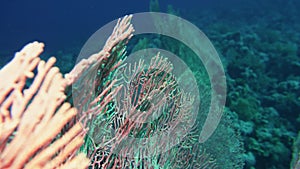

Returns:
0,15,134,169
0,42,89,169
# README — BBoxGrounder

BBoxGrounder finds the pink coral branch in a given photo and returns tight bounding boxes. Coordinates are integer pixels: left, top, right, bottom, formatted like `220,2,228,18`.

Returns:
0,14,135,169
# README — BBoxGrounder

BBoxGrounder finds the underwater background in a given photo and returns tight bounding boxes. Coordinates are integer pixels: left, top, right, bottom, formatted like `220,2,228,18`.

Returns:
0,0,299,169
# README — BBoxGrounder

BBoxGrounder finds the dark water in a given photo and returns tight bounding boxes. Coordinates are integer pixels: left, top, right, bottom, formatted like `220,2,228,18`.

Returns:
0,1,146,54
0,0,298,55
1,0,299,169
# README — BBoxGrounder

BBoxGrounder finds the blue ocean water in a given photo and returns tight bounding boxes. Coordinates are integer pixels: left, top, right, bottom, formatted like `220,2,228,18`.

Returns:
0,1,145,54
1,0,298,55
1,0,299,169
